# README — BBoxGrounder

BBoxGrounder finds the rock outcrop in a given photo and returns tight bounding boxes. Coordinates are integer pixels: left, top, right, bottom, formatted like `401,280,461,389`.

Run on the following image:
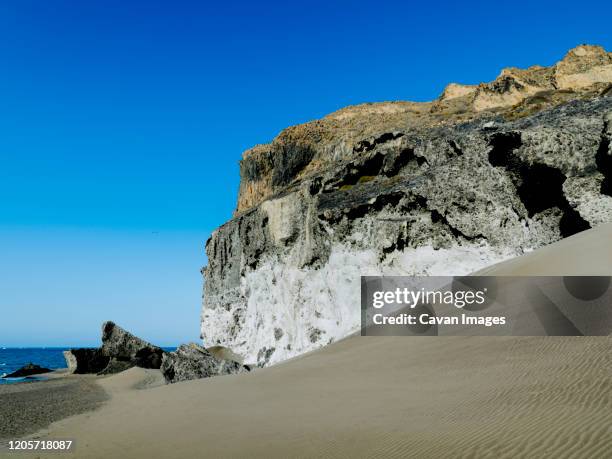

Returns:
439,45,612,112
3,363,52,378
100,321,164,370
160,343,248,384
65,321,165,375
201,45,612,367
64,322,250,384
64,348,110,374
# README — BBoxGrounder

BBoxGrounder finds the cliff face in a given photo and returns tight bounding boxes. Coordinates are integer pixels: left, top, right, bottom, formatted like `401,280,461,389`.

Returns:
202,45,612,366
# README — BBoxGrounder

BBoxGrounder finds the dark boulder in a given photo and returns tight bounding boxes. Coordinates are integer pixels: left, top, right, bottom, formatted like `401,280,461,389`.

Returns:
3,363,52,378
64,321,166,375
101,321,164,369
64,349,110,374
160,343,249,384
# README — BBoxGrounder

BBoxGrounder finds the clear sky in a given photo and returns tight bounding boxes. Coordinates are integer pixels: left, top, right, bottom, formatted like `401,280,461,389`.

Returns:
0,0,610,346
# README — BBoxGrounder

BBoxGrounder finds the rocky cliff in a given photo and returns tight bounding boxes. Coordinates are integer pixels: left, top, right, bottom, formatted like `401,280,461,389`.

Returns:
202,45,612,366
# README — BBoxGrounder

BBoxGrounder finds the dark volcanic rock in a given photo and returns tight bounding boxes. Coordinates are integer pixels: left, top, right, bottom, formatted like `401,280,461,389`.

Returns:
3,363,52,378
64,321,166,375
64,349,110,374
160,343,249,384
101,321,164,369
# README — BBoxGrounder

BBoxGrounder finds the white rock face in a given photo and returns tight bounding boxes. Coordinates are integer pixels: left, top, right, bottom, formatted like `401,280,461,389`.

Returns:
203,241,515,365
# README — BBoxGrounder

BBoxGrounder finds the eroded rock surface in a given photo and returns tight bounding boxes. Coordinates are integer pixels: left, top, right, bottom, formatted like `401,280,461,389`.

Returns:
202,45,612,367
64,348,110,374
101,321,164,370
160,343,248,384
64,321,165,375
235,45,612,213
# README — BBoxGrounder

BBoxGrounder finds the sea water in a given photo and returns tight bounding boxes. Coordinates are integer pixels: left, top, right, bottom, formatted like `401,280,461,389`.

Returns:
0,348,68,384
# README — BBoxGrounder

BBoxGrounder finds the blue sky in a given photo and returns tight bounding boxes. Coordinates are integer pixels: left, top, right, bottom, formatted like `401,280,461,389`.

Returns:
0,0,610,346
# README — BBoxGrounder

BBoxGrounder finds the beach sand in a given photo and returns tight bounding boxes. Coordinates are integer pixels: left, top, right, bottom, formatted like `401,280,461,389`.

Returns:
0,372,107,444
476,222,612,276
5,224,612,458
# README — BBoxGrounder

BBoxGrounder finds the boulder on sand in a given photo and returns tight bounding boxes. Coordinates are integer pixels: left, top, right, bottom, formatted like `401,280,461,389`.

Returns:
64,348,110,374
101,321,164,369
64,321,166,375
160,343,249,384
3,363,52,378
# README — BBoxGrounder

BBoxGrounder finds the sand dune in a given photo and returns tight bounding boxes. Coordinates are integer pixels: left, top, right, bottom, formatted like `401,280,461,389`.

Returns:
476,223,612,276
18,225,612,459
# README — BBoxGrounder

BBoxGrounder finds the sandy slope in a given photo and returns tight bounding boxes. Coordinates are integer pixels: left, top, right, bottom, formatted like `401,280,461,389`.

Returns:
476,223,612,276
18,225,612,459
